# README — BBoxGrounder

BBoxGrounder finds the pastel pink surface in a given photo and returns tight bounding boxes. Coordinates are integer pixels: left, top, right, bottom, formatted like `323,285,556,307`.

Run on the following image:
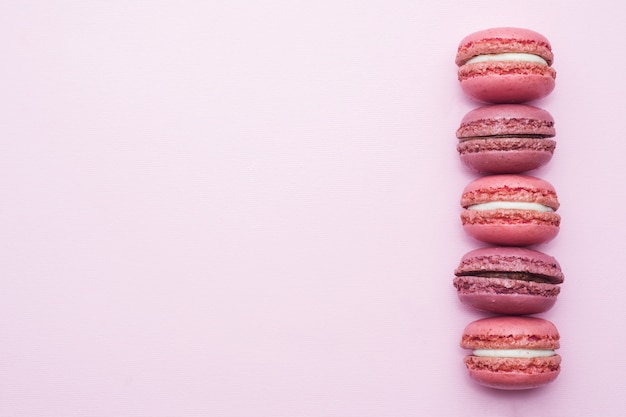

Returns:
4,2,626,416
457,104,556,173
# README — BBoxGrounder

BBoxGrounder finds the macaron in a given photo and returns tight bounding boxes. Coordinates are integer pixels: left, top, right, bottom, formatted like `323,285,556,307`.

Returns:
453,247,564,315
460,174,560,246
456,104,556,174
456,27,556,103
460,316,561,390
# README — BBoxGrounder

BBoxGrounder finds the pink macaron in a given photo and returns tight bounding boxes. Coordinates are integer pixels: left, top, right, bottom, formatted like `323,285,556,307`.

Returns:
460,316,561,390
460,174,560,246
453,247,564,315
456,27,556,103
456,104,556,173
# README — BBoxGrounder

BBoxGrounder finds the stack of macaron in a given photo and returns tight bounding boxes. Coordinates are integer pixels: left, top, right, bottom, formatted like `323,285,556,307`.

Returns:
453,27,563,390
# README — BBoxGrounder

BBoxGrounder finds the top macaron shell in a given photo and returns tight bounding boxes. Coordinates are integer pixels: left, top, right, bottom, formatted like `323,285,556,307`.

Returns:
456,27,556,103
456,104,556,174
461,316,560,351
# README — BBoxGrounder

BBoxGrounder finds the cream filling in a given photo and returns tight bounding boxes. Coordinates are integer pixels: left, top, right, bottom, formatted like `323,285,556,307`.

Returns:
466,52,548,65
468,201,554,212
473,349,555,358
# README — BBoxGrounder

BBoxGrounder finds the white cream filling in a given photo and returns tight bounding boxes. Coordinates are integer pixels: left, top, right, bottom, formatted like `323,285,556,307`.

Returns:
473,349,555,358
466,52,548,65
468,201,554,212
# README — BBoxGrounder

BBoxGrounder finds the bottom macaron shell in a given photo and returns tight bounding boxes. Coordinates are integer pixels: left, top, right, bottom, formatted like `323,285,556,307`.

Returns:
457,292,557,315
465,355,561,390
459,74,555,104
459,147,553,174
462,222,559,246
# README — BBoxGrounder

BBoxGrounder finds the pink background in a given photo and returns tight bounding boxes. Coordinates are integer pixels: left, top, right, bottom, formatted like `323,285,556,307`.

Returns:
2,1,625,416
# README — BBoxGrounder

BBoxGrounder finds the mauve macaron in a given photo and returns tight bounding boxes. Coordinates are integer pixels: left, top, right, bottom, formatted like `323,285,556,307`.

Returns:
461,316,561,390
456,104,556,174
456,27,556,103
460,174,560,246
453,247,564,315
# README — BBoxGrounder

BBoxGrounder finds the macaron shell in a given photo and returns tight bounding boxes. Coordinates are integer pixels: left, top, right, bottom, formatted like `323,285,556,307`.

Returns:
456,27,554,66
457,104,555,133
461,316,560,350
456,290,557,315
465,356,561,390
461,174,559,210
462,221,559,246
458,68,555,104
455,246,564,281
458,144,554,174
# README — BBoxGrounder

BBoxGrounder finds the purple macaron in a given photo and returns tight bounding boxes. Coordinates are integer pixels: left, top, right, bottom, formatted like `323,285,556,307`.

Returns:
456,104,556,174
453,246,564,315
